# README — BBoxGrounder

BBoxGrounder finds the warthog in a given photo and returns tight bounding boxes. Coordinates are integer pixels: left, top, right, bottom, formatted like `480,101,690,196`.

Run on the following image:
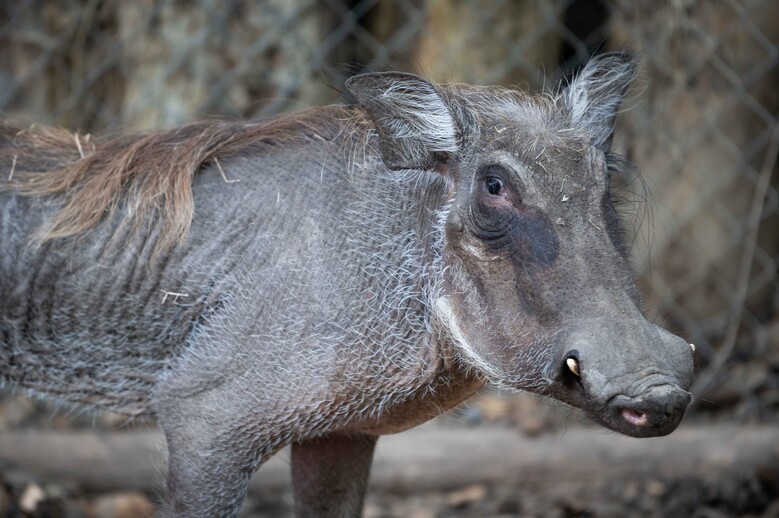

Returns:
0,52,693,516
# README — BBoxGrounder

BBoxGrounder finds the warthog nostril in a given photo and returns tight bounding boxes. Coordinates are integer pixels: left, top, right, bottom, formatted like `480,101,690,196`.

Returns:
621,408,648,427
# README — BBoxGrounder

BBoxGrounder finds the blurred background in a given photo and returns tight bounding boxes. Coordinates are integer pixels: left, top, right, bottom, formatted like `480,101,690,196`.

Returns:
0,1,777,517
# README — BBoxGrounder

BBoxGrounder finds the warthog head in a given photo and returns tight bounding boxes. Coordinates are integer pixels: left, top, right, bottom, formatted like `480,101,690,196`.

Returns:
346,52,693,438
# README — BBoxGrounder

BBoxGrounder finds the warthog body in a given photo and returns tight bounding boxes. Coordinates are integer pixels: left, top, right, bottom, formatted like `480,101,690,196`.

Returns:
0,53,693,516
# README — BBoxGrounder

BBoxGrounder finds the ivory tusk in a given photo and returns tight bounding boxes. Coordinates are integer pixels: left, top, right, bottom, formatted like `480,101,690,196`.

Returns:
566,357,580,377
689,343,696,353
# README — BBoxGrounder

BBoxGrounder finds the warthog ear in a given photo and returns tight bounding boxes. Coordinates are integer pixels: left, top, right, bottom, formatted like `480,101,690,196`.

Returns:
562,51,638,151
345,72,462,171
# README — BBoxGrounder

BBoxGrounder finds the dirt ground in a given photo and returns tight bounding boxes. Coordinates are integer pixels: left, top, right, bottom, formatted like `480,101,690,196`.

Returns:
1,391,778,518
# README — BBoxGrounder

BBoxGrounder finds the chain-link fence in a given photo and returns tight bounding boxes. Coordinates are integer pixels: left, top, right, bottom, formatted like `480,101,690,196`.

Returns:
1,0,778,419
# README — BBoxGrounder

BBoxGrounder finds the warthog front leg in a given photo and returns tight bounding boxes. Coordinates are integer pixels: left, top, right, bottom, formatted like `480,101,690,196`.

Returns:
155,381,286,517
291,433,378,517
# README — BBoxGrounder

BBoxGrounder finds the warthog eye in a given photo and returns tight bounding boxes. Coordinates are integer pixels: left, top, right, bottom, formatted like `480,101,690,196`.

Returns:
485,176,504,196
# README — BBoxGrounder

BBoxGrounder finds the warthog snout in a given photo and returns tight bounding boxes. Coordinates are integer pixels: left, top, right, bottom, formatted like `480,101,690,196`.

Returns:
548,323,694,438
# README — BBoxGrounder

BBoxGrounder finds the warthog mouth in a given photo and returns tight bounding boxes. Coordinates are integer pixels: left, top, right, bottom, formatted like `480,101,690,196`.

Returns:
593,384,692,438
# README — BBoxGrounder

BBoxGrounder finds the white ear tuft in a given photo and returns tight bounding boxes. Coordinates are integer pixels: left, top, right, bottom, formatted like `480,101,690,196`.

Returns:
562,52,638,150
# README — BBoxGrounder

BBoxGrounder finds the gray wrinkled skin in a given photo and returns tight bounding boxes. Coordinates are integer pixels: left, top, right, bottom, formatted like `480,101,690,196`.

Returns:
0,53,693,517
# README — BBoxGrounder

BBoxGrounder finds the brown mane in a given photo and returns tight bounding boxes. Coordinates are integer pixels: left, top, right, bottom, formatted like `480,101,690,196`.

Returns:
0,108,354,251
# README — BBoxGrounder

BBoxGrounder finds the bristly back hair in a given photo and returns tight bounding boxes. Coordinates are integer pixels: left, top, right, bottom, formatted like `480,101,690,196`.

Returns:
0,109,355,252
